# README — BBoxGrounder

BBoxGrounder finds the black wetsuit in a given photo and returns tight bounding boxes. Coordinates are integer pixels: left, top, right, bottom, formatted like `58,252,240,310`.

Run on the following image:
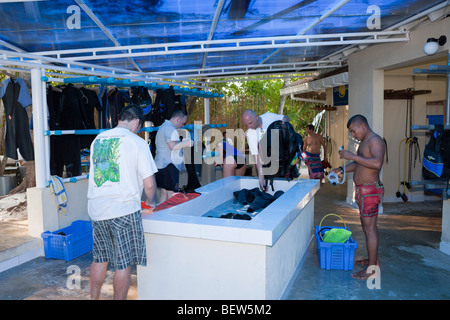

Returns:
47,85,85,177
1,79,34,161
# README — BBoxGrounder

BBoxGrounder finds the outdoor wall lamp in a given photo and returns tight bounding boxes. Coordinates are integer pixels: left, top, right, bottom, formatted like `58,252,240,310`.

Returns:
424,35,447,55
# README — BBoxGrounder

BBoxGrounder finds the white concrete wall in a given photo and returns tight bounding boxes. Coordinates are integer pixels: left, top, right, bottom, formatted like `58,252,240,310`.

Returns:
27,179,90,237
347,17,450,255
441,200,450,255
138,233,268,300
265,199,314,299
137,195,315,300
347,17,449,205
326,104,349,171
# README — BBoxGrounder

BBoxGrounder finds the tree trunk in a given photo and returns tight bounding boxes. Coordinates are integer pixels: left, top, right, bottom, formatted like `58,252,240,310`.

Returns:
186,95,199,122
9,160,35,194
0,155,7,177
277,76,290,115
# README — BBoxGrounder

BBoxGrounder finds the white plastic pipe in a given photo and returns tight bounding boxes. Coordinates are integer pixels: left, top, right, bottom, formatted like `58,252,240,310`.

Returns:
31,68,47,188
290,94,326,104
41,77,50,185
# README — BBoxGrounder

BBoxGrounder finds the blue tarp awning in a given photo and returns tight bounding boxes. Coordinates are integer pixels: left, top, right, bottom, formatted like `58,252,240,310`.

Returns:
0,0,448,79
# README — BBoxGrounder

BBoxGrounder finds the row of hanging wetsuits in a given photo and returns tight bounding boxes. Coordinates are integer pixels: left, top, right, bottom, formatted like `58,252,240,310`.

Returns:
47,84,188,177
1,77,189,178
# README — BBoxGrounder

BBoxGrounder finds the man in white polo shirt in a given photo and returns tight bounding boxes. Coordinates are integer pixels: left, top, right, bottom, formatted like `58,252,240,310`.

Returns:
241,109,289,191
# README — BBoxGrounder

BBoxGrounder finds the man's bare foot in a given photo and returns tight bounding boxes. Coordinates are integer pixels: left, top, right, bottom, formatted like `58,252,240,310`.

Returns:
355,259,369,266
351,266,380,280
351,269,374,280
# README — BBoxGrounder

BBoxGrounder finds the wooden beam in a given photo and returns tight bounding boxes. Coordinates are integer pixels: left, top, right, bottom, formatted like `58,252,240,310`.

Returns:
384,89,431,100
311,106,337,111
426,100,445,106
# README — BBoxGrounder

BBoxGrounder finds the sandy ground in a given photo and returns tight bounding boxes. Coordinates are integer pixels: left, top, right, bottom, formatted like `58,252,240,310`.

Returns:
0,192,27,222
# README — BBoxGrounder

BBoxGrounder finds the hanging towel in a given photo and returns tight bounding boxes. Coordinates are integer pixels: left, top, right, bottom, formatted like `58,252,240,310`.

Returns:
50,175,68,215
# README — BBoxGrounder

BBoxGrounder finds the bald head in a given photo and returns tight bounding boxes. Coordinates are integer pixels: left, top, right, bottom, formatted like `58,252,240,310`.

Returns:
242,109,260,130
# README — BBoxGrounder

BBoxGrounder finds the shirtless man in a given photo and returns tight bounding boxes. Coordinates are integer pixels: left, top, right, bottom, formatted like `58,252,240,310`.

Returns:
332,114,385,280
303,124,327,179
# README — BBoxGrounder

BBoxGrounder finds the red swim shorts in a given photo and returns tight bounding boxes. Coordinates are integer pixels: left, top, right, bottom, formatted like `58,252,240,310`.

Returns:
355,181,384,217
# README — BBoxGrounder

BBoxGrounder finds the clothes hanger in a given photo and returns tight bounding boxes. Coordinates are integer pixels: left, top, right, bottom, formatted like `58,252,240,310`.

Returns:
51,85,62,92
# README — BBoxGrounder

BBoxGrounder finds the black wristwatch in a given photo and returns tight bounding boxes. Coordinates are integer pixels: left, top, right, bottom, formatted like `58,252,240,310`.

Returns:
338,166,344,174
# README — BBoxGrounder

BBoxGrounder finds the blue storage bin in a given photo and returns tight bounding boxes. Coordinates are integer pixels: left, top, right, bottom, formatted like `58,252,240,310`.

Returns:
315,226,357,270
427,115,444,125
41,220,93,261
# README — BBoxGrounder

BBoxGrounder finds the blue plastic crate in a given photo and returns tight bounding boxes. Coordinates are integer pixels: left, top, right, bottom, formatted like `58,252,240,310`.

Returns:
315,226,357,271
426,115,444,125
41,220,93,261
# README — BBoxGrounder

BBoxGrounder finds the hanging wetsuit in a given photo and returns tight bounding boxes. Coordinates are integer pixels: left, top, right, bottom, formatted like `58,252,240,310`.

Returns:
150,87,177,126
174,94,187,115
47,86,63,176
79,87,102,149
0,78,34,161
47,84,85,177
99,87,108,129
107,88,131,128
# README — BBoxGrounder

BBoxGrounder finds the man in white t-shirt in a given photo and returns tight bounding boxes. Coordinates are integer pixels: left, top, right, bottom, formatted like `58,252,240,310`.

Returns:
87,105,158,300
241,109,289,191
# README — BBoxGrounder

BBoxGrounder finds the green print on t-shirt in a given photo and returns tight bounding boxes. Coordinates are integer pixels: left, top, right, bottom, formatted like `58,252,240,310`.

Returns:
92,138,121,187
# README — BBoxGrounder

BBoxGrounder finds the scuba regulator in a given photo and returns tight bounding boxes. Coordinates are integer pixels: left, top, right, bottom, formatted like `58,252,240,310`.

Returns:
328,146,346,185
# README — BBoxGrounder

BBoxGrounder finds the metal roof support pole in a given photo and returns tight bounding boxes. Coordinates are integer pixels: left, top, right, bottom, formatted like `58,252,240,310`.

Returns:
256,0,350,67
446,53,450,126
75,0,143,72
204,98,210,125
201,0,226,70
298,0,350,35
30,68,49,188
203,80,211,162
204,79,211,125
42,75,51,185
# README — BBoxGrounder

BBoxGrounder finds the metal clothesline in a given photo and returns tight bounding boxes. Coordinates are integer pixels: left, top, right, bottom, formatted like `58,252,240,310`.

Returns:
17,65,221,188
41,76,225,98
44,123,227,136
50,122,227,186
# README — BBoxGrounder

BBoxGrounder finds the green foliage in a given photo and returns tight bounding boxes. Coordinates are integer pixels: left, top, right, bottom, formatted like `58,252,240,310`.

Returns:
209,76,321,134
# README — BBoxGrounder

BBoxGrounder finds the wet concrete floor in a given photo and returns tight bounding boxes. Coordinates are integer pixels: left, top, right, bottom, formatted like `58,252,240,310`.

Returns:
0,181,449,300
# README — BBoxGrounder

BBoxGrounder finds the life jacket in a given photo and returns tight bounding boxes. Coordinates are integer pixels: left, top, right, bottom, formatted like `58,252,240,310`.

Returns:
258,120,303,190
422,124,450,180
149,87,178,126
147,87,187,157
131,86,153,121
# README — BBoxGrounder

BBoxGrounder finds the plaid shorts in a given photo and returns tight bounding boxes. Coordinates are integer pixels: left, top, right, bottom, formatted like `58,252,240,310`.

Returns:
92,210,147,270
